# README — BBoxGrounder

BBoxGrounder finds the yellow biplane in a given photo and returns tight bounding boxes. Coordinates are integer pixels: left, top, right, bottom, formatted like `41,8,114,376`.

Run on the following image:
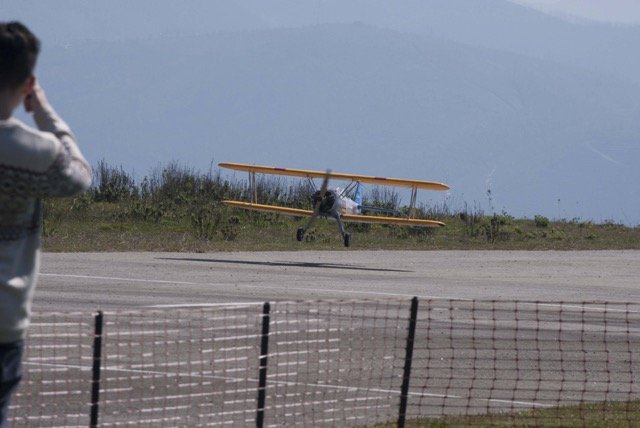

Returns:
219,162,449,247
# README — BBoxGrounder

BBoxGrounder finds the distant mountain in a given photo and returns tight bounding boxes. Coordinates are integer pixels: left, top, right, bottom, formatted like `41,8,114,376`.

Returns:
245,0,640,86
35,24,640,223
9,0,640,85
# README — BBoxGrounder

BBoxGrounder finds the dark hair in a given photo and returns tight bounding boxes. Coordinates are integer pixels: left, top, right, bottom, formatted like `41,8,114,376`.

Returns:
0,21,40,91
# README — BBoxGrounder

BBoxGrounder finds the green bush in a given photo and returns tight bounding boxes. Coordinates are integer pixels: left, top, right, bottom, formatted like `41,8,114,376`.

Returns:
115,200,167,223
481,213,513,243
92,160,136,202
42,200,64,237
534,215,550,228
459,202,484,237
221,216,240,241
191,205,222,241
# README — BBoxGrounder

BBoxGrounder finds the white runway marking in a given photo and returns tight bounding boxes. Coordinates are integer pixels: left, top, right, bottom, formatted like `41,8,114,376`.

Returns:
39,272,471,301
40,273,197,286
39,272,639,313
144,303,263,308
24,360,553,409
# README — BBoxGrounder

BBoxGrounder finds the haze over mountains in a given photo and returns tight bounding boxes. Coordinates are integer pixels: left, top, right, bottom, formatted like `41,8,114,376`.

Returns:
6,0,640,224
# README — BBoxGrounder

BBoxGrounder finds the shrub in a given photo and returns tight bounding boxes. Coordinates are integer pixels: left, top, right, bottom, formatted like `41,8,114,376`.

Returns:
92,160,136,202
70,193,93,211
346,222,371,233
534,215,550,228
365,186,400,212
221,216,240,241
482,213,512,243
191,205,222,241
459,202,484,237
42,199,64,237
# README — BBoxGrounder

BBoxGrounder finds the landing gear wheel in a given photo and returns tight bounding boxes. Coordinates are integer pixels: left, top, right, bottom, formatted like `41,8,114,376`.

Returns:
343,233,351,247
296,227,305,242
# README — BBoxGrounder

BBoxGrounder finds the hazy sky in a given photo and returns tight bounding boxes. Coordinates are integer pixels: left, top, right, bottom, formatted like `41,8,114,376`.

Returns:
511,0,640,23
3,0,639,223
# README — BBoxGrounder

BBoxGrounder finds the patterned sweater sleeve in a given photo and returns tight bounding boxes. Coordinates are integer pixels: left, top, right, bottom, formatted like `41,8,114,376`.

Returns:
30,101,92,197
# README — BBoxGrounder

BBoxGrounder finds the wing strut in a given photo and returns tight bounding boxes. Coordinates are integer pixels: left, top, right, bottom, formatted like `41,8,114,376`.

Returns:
249,171,257,203
409,186,418,219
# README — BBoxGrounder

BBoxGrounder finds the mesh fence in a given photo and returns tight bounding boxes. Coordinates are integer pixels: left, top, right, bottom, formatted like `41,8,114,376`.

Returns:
9,299,640,427
98,305,264,426
10,311,94,427
408,300,640,426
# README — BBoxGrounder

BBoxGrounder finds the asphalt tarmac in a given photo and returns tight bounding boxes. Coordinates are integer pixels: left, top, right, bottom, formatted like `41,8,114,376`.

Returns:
35,250,640,311
14,250,639,426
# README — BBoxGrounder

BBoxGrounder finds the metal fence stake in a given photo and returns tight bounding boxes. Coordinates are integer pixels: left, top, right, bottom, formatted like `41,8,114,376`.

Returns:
256,302,271,428
398,297,419,428
90,311,104,428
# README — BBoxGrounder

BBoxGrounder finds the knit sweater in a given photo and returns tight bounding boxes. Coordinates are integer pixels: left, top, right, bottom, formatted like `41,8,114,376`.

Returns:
0,101,91,343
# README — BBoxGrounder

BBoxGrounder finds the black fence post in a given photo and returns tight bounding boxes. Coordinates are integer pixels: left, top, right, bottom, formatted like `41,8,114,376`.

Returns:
398,297,419,428
90,311,104,428
256,302,271,428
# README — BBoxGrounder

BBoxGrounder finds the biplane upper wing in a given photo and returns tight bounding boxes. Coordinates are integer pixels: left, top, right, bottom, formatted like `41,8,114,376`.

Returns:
222,200,445,227
219,162,449,191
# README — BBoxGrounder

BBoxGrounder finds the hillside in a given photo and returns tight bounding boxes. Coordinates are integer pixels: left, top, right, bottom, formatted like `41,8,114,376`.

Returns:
35,24,640,224
12,0,640,85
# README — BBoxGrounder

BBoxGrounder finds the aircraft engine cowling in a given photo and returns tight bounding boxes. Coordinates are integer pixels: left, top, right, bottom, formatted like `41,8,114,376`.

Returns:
311,190,337,214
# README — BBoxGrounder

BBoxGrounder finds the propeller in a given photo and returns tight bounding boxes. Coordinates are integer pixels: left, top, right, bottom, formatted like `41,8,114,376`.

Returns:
313,169,331,217
298,169,331,241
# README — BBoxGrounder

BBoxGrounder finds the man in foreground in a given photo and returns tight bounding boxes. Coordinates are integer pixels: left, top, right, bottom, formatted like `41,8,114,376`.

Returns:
0,21,92,426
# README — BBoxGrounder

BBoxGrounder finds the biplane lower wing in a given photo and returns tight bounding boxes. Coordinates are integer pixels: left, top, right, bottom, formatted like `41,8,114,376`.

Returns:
341,213,445,227
222,201,445,227
223,201,313,217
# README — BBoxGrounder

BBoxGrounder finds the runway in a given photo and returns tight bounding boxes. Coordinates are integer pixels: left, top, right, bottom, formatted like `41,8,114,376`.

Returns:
35,250,640,311
13,250,640,426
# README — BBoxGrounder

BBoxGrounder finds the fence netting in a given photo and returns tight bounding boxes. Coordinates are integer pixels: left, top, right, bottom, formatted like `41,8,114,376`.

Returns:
9,299,640,427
